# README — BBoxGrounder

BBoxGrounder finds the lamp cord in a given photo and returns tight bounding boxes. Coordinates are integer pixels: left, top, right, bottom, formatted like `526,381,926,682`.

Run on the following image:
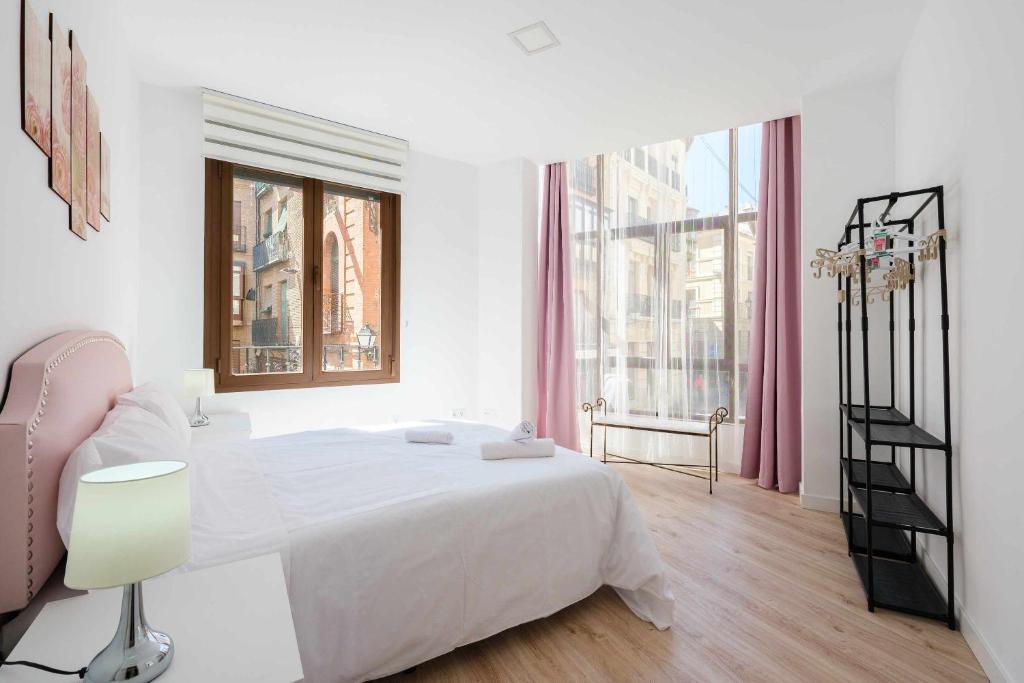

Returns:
0,653,87,678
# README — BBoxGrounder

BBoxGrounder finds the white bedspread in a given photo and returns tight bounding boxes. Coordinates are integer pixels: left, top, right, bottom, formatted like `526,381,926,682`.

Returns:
183,421,673,683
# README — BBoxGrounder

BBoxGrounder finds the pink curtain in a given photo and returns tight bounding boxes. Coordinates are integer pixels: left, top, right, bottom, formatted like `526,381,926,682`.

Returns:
537,162,580,450
740,116,802,493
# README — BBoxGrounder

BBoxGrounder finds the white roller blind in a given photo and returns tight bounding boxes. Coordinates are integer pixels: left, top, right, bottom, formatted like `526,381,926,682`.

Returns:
202,89,408,194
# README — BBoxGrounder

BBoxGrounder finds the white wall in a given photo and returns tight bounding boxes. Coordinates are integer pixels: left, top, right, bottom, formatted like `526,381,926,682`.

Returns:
136,84,482,435
476,158,539,429
892,1,1023,679
1,1,141,392
799,78,897,511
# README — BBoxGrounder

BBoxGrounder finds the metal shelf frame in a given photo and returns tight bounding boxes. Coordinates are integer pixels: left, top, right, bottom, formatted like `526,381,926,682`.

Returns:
835,186,956,630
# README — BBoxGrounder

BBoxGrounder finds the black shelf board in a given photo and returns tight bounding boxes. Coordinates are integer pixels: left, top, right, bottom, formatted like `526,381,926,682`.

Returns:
841,512,914,562
847,417,946,450
840,403,912,426
849,487,946,535
851,554,949,622
842,458,912,493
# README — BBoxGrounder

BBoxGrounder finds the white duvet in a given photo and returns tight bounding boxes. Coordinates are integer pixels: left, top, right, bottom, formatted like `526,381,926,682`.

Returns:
183,421,673,683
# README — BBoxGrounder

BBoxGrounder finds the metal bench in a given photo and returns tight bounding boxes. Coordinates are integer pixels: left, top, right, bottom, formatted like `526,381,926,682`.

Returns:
582,398,728,494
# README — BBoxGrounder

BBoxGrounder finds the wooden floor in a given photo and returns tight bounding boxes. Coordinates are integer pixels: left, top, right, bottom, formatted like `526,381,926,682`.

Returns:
383,466,985,683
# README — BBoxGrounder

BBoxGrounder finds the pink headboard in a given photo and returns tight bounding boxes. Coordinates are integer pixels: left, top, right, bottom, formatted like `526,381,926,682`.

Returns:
0,331,131,614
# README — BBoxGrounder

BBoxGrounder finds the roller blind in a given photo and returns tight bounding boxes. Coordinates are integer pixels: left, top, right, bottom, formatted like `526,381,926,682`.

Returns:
202,89,408,194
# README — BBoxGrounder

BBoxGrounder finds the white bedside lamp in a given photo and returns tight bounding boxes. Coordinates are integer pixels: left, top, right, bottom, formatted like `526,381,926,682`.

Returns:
183,368,214,427
65,461,191,683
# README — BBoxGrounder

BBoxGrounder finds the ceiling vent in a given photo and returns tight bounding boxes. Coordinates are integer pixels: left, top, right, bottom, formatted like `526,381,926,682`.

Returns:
508,21,560,56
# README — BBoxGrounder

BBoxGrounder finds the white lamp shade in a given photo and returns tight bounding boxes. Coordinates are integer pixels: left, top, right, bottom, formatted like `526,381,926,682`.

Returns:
64,461,191,590
183,368,215,399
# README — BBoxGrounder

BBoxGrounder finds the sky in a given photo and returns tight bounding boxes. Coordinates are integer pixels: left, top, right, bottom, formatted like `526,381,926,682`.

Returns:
684,123,761,217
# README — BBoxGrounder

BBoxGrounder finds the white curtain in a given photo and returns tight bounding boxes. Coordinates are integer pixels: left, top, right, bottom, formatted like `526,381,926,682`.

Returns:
569,127,761,462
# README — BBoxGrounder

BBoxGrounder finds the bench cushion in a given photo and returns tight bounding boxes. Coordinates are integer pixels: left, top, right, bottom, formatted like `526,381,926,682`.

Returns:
590,414,711,435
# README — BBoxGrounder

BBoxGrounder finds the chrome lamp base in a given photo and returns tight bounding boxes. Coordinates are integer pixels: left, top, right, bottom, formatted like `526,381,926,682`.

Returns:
86,582,173,683
189,397,209,428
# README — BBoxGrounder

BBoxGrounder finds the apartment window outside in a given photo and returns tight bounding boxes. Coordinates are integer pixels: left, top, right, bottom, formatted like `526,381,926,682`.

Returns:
627,196,640,225
569,124,762,427
262,209,273,239
204,160,400,392
232,201,244,251
231,262,244,324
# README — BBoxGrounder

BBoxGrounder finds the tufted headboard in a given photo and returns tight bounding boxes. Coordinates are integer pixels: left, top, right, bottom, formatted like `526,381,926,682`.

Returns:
0,331,131,614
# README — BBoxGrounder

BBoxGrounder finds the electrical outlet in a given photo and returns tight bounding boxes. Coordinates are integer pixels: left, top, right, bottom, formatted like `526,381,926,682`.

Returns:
451,408,465,418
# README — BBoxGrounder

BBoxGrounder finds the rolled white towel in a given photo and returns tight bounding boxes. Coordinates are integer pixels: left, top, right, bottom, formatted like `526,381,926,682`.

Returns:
481,438,555,460
509,420,536,442
405,429,454,445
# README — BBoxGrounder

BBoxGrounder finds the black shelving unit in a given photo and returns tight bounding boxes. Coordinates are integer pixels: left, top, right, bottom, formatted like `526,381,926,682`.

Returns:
835,186,956,629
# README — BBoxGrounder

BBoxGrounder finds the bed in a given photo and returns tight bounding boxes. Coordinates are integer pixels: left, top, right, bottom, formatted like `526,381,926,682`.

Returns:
0,331,674,683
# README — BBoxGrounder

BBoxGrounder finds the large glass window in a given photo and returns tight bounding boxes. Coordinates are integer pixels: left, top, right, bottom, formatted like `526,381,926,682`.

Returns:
569,124,761,427
205,160,400,392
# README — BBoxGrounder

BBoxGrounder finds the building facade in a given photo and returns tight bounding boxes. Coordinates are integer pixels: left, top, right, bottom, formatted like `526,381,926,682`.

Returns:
229,176,382,376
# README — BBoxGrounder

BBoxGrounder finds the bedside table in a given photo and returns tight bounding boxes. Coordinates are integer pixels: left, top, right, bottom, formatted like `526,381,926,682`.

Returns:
189,411,252,445
0,554,302,682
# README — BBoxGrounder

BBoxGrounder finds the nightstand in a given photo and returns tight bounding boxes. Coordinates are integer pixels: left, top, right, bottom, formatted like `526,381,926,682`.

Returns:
189,411,252,445
0,554,302,682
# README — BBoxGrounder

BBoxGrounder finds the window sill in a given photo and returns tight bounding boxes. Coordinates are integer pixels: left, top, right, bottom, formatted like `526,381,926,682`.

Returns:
214,374,400,394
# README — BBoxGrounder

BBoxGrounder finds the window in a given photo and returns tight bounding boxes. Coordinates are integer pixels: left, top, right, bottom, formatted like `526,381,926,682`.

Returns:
627,196,640,225
262,209,273,239
278,280,289,343
204,160,400,391
277,202,288,233
231,262,245,324
568,124,762,427
232,201,244,252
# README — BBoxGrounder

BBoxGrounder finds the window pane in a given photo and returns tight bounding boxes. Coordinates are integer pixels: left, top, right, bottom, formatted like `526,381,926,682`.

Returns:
229,172,303,376
735,123,762,419
665,130,731,420
321,185,382,372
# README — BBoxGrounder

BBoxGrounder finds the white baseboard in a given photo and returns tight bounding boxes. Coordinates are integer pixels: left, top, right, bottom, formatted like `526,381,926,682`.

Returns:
918,545,1011,682
799,483,839,512
717,459,741,475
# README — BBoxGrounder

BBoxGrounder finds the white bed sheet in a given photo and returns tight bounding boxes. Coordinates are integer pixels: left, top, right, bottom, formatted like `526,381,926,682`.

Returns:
183,421,673,683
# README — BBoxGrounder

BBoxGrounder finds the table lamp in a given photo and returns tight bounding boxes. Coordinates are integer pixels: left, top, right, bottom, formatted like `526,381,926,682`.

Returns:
183,368,214,427
64,461,191,683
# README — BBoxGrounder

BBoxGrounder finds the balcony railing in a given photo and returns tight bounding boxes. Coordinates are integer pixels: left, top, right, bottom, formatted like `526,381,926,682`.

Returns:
252,231,291,272
232,345,301,374
322,343,379,372
322,291,346,335
252,317,284,347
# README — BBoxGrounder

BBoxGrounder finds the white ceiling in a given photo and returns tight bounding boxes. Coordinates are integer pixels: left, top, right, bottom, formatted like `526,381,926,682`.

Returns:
117,0,923,165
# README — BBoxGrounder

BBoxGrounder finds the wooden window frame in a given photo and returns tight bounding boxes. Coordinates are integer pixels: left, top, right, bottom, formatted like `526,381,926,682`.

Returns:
204,159,401,393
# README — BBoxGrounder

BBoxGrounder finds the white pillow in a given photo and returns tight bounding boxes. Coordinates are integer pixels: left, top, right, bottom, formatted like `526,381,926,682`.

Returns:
57,404,188,547
117,382,191,446
57,438,102,547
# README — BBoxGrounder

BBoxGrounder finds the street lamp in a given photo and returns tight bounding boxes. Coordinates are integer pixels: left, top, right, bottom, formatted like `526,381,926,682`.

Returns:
356,323,376,368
